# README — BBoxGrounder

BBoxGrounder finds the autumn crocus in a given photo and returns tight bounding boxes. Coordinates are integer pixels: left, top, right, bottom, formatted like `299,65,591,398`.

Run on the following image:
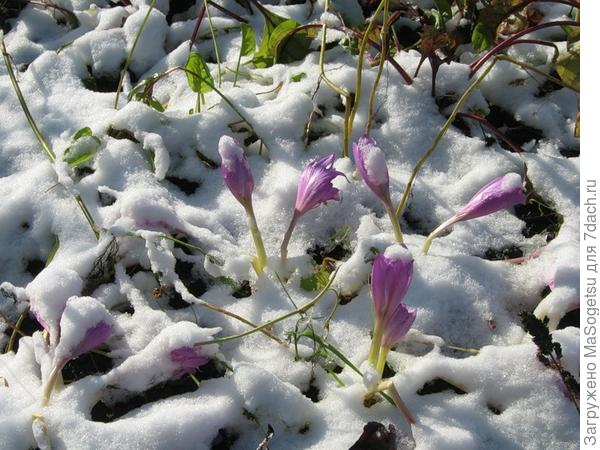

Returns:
41,297,112,405
170,346,210,377
368,245,416,375
280,154,346,265
422,172,527,254
353,135,403,243
218,135,268,275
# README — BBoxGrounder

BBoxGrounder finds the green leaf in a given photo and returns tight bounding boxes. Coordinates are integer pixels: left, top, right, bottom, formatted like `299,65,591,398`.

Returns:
72,127,92,140
253,8,288,68
300,269,331,292
66,150,98,167
433,0,452,27
274,22,316,65
240,23,255,56
185,52,214,94
64,133,101,167
556,41,580,91
291,72,307,82
45,237,60,267
471,21,494,52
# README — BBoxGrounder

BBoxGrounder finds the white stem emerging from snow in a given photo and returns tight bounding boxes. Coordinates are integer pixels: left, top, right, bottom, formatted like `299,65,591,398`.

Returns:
422,215,461,254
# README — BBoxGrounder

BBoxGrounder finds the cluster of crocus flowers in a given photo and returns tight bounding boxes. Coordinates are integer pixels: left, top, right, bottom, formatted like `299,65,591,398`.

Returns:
422,172,527,254
41,296,113,405
218,135,268,275
280,154,346,265
353,135,403,243
368,245,416,376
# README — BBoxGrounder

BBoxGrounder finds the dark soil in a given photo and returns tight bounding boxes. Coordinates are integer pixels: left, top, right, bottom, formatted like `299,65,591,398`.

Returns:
91,359,226,422
417,378,467,395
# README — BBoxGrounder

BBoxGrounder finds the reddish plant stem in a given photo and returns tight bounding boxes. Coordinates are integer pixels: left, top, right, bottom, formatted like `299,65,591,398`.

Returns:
348,29,413,85
469,20,579,76
456,112,524,154
189,4,206,51
207,0,248,23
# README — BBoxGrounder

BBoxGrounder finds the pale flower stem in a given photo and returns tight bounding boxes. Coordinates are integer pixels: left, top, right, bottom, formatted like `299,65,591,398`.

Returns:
375,345,389,375
245,204,267,275
422,215,460,254
384,202,403,243
41,360,66,406
368,319,384,366
387,383,416,425
280,211,299,266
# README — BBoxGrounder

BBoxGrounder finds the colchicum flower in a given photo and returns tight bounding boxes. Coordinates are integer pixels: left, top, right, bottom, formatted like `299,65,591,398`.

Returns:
422,172,527,254
41,297,112,405
353,135,403,243
368,245,416,375
169,346,210,377
280,154,346,265
218,135,268,275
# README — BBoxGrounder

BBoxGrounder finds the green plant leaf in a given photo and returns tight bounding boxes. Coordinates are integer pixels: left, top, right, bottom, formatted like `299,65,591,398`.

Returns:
240,23,255,56
556,41,580,91
253,8,288,68
72,127,92,140
185,52,214,94
300,269,331,292
433,0,452,27
64,131,102,167
274,22,317,65
65,149,98,167
291,72,306,82
471,21,494,52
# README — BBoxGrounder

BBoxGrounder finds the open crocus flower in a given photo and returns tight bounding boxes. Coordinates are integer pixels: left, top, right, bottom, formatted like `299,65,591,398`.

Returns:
422,172,527,254
218,135,267,275
368,245,416,375
280,154,346,265
353,135,403,243
41,297,112,405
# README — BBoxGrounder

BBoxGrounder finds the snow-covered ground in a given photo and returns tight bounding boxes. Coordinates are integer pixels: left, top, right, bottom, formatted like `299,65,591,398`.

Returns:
0,1,579,449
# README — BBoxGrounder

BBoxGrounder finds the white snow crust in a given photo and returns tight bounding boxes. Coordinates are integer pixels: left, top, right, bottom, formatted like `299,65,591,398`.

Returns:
0,1,579,449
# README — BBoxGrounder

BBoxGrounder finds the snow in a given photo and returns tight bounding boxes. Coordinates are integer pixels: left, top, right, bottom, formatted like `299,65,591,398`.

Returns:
0,1,579,449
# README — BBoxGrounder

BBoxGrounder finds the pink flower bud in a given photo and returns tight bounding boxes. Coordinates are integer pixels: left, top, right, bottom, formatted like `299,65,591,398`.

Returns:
169,346,210,376
423,173,527,254
371,245,414,326
352,135,391,205
456,172,527,221
218,136,254,207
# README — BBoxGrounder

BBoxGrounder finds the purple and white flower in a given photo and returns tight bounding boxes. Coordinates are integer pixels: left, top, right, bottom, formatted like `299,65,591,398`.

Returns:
422,173,527,253
41,297,112,405
218,135,255,208
280,154,346,264
368,245,416,375
218,135,267,275
170,346,210,377
353,135,403,242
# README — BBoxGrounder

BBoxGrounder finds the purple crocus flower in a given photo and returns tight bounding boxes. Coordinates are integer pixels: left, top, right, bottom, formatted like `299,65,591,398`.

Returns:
218,135,267,275
218,135,255,207
41,297,113,405
294,154,346,215
353,135,403,242
368,245,416,375
170,346,210,377
381,303,417,349
353,135,391,204
280,154,346,265
422,173,527,254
